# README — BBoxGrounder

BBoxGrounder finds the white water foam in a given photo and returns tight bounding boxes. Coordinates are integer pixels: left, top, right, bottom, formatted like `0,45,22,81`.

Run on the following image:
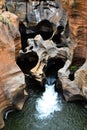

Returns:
36,84,62,119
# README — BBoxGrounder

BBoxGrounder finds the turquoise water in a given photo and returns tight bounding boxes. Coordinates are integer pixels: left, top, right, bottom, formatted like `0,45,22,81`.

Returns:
3,87,87,130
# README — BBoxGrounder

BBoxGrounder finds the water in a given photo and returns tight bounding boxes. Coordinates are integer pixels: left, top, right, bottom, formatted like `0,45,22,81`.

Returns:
36,84,62,119
3,85,87,130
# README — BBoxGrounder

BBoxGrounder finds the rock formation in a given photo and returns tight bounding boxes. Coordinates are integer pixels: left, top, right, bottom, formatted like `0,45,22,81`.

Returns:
13,0,87,102
0,0,87,128
58,0,87,101
17,34,70,83
15,0,87,102
0,7,28,130
6,0,63,26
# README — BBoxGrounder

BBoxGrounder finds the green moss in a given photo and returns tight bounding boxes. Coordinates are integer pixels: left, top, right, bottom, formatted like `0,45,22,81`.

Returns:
70,65,79,72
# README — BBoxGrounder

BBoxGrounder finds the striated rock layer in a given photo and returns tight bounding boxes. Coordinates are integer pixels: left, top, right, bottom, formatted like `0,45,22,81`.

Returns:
0,11,28,129
58,0,87,101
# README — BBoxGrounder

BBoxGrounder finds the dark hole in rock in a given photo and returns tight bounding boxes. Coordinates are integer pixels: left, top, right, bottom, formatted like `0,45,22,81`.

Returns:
4,107,15,120
52,25,64,43
19,22,36,51
43,58,65,93
16,51,38,74
69,57,86,81
35,19,53,40
64,21,70,39
19,20,53,51
52,25,68,48
19,20,68,52
25,75,45,93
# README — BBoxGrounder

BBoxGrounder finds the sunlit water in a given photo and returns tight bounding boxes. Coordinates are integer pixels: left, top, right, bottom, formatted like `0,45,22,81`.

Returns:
3,86,87,130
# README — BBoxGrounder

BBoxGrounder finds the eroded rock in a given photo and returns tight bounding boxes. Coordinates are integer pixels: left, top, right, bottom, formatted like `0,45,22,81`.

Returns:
17,34,70,87
6,0,62,26
0,11,28,129
58,0,87,101
6,0,87,104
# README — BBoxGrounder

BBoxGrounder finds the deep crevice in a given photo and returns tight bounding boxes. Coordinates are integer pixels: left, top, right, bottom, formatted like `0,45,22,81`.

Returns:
44,58,65,78
43,58,65,93
19,20,68,51
16,51,39,74
69,57,86,81
19,20,53,51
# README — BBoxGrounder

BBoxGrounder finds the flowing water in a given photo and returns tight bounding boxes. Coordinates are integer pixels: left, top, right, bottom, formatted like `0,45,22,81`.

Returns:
3,83,87,130
36,84,62,119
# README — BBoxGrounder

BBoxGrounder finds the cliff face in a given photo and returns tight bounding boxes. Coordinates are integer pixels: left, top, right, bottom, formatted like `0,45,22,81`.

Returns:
0,10,28,129
58,0,87,101
61,0,87,58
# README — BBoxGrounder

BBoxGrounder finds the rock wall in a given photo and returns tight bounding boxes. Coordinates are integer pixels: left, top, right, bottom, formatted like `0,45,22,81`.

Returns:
0,10,28,129
58,0,87,101
6,0,64,27
61,0,87,58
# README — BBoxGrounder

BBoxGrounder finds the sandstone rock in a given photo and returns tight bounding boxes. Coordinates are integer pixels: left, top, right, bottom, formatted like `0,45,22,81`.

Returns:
61,0,87,58
5,0,87,104
58,0,87,101
0,0,5,13
74,60,87,98
17,34,70,86
0,11,28,129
